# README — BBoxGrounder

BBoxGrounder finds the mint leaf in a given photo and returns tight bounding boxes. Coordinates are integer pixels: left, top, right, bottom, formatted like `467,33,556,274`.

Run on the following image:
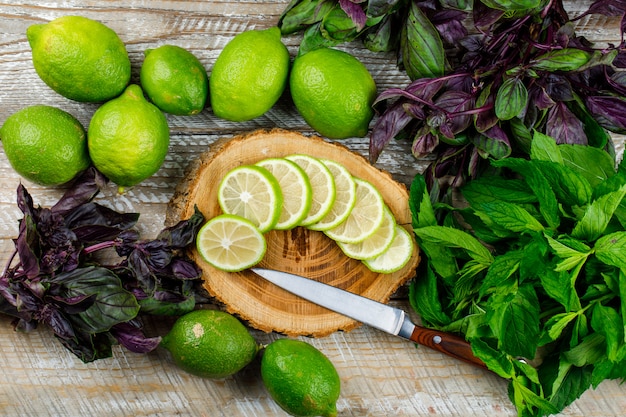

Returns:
462,176,536,206
595,231,626,269
489,284,540,359
560,145,616,187
474,200,545,233
409,173,437,228
413,225,494,265
591,303,624,362
409,263,451,327
530,130,563,164
536,160,593,208
572,185,626,241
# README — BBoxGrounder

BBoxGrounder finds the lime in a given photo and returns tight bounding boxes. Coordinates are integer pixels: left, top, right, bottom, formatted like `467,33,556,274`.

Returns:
217,165,283,233
87,84,170,193
325,178,385,244
307,159,357,231
284,154,336,226
196,214,267,272
336,205,396,260
160,309,259,379
289,47,376,139
140,45,208,115
210,26,290,121
363,225,414,273
0,105,90,186
256,158,312,230
261,338,340,417
26,15,130,102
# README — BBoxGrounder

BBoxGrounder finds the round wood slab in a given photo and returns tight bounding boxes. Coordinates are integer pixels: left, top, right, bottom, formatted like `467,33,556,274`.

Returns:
166,129,420,336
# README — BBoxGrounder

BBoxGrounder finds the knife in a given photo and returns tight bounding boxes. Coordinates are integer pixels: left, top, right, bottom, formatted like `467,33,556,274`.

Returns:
251,267,487,370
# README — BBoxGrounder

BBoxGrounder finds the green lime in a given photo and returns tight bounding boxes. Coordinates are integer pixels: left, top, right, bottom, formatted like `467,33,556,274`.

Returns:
261,338,341,417
140,45,208,115
26,15,130,102
210,26,290,121
87,84,169,192
290,47,377,139
0,105,90,186
160,309,259,379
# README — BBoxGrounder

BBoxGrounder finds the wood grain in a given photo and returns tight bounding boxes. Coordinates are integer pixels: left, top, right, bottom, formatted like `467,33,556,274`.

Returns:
0,1,625,416
166,129,420,336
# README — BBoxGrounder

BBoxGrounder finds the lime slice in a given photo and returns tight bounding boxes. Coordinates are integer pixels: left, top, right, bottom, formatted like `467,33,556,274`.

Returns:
218,164,283,233
308,159,357,231
256,158,312,230
324,178,385,244
336,205,396,260
285,154,336,226
196,214,267,272
363,225,414,274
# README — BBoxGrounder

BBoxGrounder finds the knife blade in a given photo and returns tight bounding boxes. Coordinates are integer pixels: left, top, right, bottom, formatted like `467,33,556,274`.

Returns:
251,267,487,370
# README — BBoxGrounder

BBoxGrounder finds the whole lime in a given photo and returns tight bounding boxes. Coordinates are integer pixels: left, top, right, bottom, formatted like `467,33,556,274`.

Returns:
160,309,259,379
140,45,209,115
0,105,90,186
210,26,290,122
26,15,130,102
87,84,169,193
261,338,341,417
289,47,377,139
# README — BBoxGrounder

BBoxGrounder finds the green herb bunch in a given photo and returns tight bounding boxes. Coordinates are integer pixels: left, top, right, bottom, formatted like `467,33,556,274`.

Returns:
410,132,626,416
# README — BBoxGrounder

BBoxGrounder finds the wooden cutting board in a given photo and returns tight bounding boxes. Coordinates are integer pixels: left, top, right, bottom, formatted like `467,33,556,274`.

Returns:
166,128,420,336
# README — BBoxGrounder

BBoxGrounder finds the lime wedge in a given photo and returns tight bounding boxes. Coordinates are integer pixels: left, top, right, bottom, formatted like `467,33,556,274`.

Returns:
217,164,283,233
196,214,267,272
336,205,396,260
285,154,336,226
324,178,385,244
256,158,312,230
308,159,357,231
363,225,414,274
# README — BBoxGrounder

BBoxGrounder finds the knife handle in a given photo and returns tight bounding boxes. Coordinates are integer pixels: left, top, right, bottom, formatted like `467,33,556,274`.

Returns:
409,325,488,370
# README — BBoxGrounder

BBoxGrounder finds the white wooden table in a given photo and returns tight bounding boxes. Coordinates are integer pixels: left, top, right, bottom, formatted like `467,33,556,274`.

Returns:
1,1,624,416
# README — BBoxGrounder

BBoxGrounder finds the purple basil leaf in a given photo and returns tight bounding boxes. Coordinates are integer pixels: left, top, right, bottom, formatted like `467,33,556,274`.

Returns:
64,202,139,235
47,293,96,314
43,308,76,340
15,216,41,279
16,183,36,218
168,258,202,280
577,0,626,18
429,9,468,45
339,0,367,30
110,321,161,354
528,84,556,110
543,74,574,102
127,251,157,294
472,0,505,27
369,100,415,162
433,90,474,135
586,95,626,133
156,206,204,248
51,167,108,215
546,101,587,145
473,124,512,159
58,331,114,363
412,130,439,159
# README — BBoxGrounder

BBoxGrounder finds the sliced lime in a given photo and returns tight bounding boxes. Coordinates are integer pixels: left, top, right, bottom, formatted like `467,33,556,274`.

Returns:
217,164,283,233
196,214,267,272
285,154,336,226
336,205,396,260
324,178,385,244
308,159,357,231
363,225,414,274
256,157,312,230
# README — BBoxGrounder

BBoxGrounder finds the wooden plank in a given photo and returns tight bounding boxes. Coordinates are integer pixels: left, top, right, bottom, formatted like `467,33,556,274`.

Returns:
0,1,625,416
